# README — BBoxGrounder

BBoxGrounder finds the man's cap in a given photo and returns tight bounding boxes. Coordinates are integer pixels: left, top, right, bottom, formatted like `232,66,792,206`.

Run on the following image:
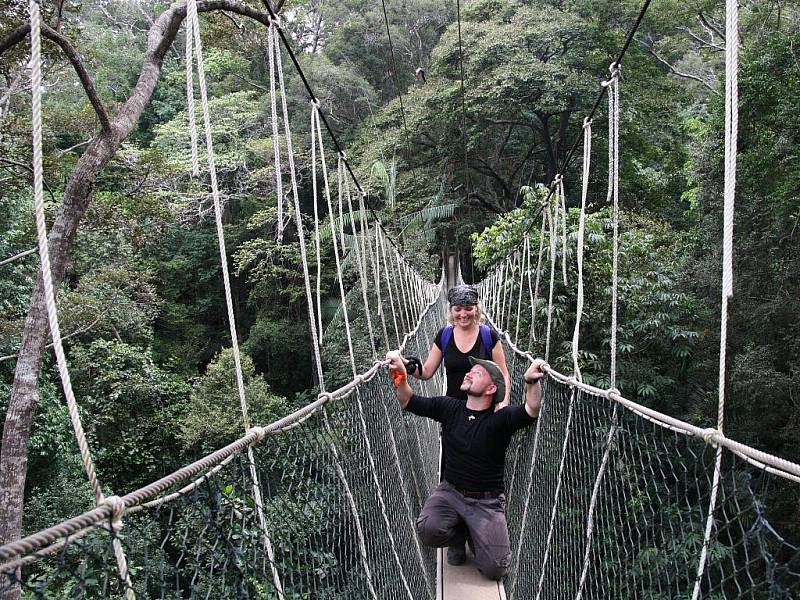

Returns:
447,284,479,306
468,356,505,403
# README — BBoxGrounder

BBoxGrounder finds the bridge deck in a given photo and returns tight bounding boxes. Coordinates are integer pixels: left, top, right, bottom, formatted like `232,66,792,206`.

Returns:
438,547,506,600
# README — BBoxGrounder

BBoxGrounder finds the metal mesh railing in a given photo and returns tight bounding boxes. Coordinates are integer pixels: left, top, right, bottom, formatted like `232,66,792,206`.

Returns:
499,334,800,600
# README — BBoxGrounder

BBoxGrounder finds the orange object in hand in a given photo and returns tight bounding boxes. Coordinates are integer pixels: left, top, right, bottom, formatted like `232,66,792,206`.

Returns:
390,369,407,387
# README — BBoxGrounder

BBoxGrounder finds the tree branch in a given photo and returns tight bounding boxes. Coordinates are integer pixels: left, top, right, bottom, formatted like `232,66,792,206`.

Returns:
0,248,37,268
642,40,721,96
0,23,112,132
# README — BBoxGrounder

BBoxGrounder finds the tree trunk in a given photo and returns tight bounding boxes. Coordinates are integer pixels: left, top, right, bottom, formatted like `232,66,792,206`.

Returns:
0,2,273,588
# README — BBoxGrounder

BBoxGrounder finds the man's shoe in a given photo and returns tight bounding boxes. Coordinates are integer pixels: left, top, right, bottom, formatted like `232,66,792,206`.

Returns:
447,543,466,566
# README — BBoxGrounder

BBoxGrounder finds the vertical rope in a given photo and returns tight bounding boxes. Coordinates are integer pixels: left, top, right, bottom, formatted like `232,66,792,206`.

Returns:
531,214,546,346
273,16,324,388
310,106,324,344
557,176,568,287
29,2,134,596
604,63,621,390
692,0,738,594
311,104,357,376
185,17,199,177
378,228,402,346
544,201,557,363
570,118,592,382
514,236,528,344
185,4,283,596
267,24,284,243
342,162,377,360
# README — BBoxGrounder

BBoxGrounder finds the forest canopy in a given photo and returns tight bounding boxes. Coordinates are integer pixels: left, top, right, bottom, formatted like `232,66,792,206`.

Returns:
1,0,798,549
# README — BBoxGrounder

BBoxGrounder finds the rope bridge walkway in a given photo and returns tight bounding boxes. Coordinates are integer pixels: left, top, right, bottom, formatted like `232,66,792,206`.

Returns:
4,0,800,597
1,290,799,598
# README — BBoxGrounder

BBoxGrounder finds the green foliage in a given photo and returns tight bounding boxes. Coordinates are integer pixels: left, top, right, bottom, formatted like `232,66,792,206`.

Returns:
69,340,190,492
179,348,289,454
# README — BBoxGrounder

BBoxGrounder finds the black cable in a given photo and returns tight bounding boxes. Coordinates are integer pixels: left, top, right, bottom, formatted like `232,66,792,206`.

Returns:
264,8,408,257
379,0,421,194
522,0,654,236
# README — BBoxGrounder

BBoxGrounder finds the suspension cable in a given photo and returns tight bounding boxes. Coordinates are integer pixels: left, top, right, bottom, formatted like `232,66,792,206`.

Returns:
262,9,411,259
522,0,653,234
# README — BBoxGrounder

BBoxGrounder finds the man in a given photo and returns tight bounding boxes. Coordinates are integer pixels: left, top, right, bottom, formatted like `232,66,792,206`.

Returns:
385,351,545,580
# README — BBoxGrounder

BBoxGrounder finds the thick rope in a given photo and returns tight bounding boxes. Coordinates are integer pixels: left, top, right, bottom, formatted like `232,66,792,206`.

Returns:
531,213,546,346
342,162,377,359
692,0,738,595
267,23,284,242
272,19,324,388
184,17,199,177
544,201,557,363
185,3,283,596
29,3,135,597
571,118,592,381
603,63,621,389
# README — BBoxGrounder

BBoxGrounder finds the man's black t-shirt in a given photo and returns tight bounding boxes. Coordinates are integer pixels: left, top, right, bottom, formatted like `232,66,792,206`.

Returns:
434,326,500,400
405,394,536,491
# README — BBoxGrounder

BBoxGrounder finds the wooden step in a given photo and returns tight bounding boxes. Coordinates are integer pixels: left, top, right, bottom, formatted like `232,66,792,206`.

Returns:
438,547,507,600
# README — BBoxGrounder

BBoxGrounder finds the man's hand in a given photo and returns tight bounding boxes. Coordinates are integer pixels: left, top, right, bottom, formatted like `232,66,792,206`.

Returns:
386,351,413,408
523,359,546,418
524,359,547,384
386,351,408,377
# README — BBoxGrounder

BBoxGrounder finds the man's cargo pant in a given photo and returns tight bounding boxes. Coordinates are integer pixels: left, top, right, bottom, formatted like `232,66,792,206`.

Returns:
415,481,511,580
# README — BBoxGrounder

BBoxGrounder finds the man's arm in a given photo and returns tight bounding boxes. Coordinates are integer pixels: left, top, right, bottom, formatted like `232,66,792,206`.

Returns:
386,351,414,409
523,359,547,418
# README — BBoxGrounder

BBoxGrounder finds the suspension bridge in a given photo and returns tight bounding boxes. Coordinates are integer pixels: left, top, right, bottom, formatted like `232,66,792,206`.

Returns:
2,0,800,597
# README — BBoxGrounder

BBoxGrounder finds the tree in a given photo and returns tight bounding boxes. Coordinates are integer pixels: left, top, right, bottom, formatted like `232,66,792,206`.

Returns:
0,0,290,569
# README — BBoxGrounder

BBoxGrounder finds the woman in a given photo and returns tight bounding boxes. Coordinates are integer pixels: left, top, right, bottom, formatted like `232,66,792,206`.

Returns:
407,284,511,408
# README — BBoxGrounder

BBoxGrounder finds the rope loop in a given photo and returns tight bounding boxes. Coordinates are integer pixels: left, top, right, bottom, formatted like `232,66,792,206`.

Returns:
582,117,592,129
310,98,321,109
602,62,621,88
553,174,563,185
269,15,281,28
338,150,347,160
702,427,721,448
102,495,126,533
604,387,620,400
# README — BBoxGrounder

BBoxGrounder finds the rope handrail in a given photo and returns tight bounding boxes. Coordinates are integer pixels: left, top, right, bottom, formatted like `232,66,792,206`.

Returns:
484,314,800,484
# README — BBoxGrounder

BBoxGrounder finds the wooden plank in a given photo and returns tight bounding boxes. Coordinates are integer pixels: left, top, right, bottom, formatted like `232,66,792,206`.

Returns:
438,546,506,600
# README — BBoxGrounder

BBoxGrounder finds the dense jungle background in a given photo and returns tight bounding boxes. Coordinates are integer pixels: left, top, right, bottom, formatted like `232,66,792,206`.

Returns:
0,0,798,548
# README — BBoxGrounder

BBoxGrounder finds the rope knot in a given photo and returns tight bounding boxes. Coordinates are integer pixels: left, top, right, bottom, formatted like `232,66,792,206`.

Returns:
318,391,332,403
102,495,126,533
702,427,721,447
553,174,563,185
582,117,592,129
601,62,621,88
269,15,282,28
604,387,620,400
360,189,368,198
248,426,266,442
310,98,321,109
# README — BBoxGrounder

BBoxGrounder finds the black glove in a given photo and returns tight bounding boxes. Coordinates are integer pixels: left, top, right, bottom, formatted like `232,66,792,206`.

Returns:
405,356,423,377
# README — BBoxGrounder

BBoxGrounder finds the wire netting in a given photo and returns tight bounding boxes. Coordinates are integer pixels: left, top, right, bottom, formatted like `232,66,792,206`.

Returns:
501,340,800,600
0,296,445,600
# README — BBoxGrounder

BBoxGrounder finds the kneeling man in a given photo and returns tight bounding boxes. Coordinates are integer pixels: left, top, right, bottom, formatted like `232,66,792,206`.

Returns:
386,351,545,580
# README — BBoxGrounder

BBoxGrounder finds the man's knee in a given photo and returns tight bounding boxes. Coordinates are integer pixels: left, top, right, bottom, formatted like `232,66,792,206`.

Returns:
474,548,510,581
415,514,453,547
